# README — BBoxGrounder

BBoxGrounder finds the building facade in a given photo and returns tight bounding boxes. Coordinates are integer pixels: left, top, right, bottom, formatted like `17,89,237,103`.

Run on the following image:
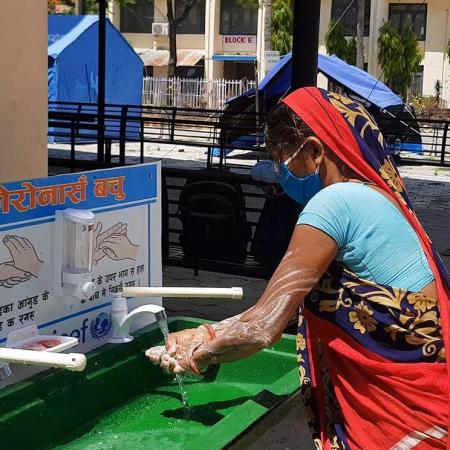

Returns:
318,0,450,103
72,1,449,102
106,0,265,82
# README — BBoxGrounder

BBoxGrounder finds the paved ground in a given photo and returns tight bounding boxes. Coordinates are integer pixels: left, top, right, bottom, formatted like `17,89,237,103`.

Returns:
50,143,450,449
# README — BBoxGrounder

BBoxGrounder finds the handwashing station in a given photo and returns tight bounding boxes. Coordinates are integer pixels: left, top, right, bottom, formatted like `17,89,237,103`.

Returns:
0,162,299,449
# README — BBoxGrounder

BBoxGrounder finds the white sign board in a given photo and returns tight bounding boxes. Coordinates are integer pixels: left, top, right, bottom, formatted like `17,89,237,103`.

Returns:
0,162,162,386
265,50,280,73
222,35,257,53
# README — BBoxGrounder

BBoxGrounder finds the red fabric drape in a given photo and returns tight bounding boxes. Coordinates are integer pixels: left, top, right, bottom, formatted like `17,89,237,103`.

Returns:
283,87,450,449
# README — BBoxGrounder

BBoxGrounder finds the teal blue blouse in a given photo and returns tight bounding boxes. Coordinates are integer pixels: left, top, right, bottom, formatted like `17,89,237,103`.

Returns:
297,182,434,292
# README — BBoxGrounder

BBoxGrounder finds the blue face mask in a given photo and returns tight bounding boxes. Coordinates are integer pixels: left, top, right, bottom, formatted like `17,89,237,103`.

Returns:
275,142,323,205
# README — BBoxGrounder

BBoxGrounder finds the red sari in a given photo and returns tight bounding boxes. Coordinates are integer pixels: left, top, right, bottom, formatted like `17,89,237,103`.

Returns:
282,88,450,449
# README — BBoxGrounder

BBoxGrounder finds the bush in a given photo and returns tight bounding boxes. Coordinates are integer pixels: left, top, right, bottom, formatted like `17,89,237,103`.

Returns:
377,21,422,98
325,20,356,65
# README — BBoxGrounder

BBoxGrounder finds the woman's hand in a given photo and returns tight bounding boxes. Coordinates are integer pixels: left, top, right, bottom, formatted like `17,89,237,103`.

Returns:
186,225,338,369
147,225,337,374
145,326,212,375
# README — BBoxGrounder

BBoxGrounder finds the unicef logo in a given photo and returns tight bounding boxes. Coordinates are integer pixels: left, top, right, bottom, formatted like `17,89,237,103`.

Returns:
90,312,112,339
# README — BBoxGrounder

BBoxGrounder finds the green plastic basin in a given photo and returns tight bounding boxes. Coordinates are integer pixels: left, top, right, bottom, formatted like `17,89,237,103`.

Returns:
0,317,299,450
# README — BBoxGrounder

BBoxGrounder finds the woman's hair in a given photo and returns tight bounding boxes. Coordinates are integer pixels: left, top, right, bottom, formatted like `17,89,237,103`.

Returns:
264,103,316,156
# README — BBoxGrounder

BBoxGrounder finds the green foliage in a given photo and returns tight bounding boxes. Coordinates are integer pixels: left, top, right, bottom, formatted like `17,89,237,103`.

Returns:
447,39,450,64
325,20,356,65
83,0,135,13
82,0,99,13
271,0,292,55
235,0,258,9
48,0,75,14
377,21,422,98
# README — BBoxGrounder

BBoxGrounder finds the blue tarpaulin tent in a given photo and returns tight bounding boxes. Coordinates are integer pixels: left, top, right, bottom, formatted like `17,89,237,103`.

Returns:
231,53,402,110
213,53,421,156
48,15,143,142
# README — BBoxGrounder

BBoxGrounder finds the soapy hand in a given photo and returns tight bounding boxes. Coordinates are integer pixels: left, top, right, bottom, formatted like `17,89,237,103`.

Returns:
145,326,212,375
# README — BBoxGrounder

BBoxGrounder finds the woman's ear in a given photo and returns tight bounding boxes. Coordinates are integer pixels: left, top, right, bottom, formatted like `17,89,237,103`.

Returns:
306,137,325,166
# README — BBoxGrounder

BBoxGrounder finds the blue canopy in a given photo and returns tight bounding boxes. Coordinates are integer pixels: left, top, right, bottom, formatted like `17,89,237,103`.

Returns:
231,53,402,110
48,16,144,142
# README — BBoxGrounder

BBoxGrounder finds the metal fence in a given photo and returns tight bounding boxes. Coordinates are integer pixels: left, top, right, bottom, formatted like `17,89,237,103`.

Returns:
142,77,256,110
48,100,265,169
48,101,450,171
377,116,450,166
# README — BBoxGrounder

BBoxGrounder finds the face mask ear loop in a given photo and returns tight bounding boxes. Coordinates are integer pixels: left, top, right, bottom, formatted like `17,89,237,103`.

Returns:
284,139,307,167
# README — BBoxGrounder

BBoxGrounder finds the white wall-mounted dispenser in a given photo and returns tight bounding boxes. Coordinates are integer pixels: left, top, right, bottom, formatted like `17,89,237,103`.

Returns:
54,208,96,299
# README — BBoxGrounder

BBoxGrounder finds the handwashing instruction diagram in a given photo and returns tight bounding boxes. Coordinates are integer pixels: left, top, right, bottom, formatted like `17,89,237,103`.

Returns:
0,163,162,385
92,221,139,264
0,235,44,288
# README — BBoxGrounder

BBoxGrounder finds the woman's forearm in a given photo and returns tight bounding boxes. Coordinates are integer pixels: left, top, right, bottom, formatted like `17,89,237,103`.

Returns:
193,291,304,368
193,250,321,368
211,251,317,336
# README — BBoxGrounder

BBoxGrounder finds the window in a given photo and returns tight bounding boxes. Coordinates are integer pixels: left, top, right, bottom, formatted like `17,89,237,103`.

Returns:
176,0,205,34
220,0,258,35
410,66,424,96
331,0,371,36
388,4,427,41
223,61,255,80
176,60,205,78
144,66,154,77
120,0,154,33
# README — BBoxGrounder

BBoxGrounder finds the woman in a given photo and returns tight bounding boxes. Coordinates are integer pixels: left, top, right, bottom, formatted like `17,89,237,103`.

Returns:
148,87,450,449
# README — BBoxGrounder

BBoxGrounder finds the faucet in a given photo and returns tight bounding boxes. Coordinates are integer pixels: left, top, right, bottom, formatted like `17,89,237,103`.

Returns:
108,294,167,344
108,286,243,344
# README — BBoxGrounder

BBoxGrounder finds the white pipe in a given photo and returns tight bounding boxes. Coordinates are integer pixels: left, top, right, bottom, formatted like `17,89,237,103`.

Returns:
0,348,86,372
122,286,243,299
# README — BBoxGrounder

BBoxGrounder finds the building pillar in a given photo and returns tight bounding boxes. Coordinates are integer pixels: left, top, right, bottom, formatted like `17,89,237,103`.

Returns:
367,0,384,78
441,7,449,104
205,0,218,82
256,0,267,80
107,0,115,21
291,0,321,89
74,0,81,14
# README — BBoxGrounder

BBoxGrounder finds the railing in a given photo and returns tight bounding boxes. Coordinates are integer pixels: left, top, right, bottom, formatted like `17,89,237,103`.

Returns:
377,116,450,166
48,101,450,173
142,77,256,110
48,100,265,169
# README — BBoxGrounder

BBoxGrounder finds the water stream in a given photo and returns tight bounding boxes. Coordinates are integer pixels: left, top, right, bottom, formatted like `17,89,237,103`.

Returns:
157,318,190,411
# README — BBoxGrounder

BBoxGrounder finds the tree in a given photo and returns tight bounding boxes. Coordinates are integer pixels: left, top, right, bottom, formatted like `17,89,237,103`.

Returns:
114,0,199,78
271,0,292,55
169,0,201,77
355,0,365,70
48,0,75,14
378,21,422,98
82,0,99,13
325,20,356,65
